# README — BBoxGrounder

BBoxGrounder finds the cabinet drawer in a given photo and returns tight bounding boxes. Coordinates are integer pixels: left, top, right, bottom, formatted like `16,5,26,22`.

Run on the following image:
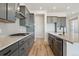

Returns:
54,38,63,56
18,38,26,47
18,36,30,47
0,42,18,56
10,50,18,56
27,35,34,48
24,43,29,55
18,45,26,56
24,39,32,56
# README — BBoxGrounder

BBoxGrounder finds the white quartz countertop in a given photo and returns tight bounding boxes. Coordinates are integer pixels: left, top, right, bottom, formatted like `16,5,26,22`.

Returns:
0,33,32,51
48,33,76,43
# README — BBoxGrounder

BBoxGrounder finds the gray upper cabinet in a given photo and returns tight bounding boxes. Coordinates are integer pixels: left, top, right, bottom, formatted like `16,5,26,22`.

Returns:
47,16,66,27
20,6,30,26
0,3,6,19
20,6,26,26
0,3,17,23
27,13,34,32
57,17,66,27
7,3,16,21
47,16,53,23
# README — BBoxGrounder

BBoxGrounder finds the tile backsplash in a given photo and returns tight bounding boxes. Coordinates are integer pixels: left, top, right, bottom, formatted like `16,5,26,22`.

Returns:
0,18,26,36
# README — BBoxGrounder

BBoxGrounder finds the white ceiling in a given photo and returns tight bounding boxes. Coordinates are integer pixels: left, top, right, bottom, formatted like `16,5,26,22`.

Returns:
26,3,79,15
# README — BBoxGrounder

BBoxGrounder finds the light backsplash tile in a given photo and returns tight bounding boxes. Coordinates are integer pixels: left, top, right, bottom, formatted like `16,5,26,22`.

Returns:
0,19,26,36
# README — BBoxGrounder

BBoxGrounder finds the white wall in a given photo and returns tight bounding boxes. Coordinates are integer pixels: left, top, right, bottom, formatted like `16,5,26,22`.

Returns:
67,42,79,56
0,18,26,36
66,14,79,56
35,14,45,39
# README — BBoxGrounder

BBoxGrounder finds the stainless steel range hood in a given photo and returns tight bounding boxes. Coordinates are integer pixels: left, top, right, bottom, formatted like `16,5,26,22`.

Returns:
15,11,26,19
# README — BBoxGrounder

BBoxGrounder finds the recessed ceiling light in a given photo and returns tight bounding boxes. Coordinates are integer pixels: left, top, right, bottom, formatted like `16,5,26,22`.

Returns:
53,6,56,9
40,7,42,10
67,6,70,10
71,12,75,14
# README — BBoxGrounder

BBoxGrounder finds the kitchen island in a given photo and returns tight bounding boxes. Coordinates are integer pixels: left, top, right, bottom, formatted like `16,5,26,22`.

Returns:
48,33,73,56
48,33,79,56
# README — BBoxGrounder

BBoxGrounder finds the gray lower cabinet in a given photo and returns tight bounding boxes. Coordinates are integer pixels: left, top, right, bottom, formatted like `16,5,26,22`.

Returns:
0,42,18,56
10,50,18,56
0,3,17,22
18,37,27,56
27,34,34,48
55,37,63,56
18,33,34,56
18,45,26,56
0,33,34,56
24,41,29,55
48,33,63,56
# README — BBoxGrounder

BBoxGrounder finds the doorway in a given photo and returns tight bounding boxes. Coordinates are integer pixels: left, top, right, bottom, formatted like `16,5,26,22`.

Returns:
35,14,45,40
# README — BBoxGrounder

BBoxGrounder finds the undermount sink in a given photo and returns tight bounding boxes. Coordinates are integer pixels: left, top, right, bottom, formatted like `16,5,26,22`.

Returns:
58,34,63,35
10,33,29,36
58,33,65,36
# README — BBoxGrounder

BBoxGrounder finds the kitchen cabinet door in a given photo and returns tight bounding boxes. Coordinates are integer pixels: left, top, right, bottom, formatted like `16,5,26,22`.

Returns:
0,3,6,19
7,3,16,21
19,6,26,26
10,50,18,56
48,33,63,56
57,17,66,27
18,36,30,56
25,7,30,30
24,41,29,55
24,33,34,55
29,34,34,48
27,13,35,32
47,16,53,23
55,37,63,56
18,37,26,56
18,44,26,56
0,42,18,56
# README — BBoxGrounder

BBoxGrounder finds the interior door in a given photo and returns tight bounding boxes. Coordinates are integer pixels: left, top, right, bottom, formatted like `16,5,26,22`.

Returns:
35,14,45,39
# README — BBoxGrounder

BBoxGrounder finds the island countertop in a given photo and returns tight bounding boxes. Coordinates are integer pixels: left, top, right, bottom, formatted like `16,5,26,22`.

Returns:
0,33,32,51
48,33,78,43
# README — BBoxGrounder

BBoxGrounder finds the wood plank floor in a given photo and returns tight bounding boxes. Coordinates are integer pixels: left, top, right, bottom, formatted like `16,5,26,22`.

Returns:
28,38,54,56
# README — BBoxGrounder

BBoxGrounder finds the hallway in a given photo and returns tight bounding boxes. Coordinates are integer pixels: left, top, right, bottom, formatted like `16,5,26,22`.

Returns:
28,39,54,56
